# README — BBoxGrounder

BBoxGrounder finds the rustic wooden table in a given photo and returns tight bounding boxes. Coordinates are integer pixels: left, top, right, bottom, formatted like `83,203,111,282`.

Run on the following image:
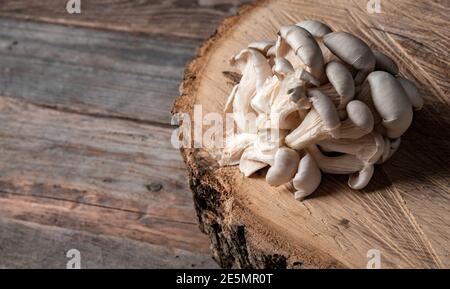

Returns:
0,0,248,269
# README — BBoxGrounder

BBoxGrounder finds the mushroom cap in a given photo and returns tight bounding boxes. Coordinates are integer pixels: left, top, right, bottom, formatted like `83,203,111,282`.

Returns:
293,153,322,201
397,76,423,110
323,32,375,82
367,71,413,138
374,51,399,75
296,20,332,38
273,57,294,78
278,25,325,81
248,40,276,55
345,100,375,133
326,61,355,108
307,89,341,131
296,68,321,87
266,147,300,186
348,165,374,190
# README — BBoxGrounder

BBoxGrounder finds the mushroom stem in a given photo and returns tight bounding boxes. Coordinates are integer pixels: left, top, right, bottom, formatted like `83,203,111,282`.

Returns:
307,144,375,190
318,132,384,164
285,90,340,149
229,48,273,132
307,144,365,174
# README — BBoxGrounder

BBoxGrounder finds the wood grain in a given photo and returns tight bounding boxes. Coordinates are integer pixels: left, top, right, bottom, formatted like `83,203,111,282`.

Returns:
173,0,450,268
0,95,214,267
0,0,251,269
0,218,216,269
0,0,251,40
0,18,197,125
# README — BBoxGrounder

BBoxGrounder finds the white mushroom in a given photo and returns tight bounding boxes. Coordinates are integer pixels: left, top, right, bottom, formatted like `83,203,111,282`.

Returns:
377,137,401,164
323,32,375,84
276,25,325,82
307,138,382,190
373,51,399,75
266,147,300,186
239,146,269,176
296,20,332,38
248,40,276,56
227,48,273,132
293,153,322,201
318,132,384,164
285,89,341,150
339,100,374,139
367,71,413,138
397,76,423,110
219,20,421,199
296,20,335,64
220,133,256,166
325,61,355,109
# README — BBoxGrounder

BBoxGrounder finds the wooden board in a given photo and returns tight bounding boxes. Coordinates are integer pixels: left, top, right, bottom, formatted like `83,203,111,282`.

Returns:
0,0,253,268
173,0,450,268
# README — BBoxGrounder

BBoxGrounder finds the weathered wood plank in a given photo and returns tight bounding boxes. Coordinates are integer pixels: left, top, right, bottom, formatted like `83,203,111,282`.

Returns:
0,218,217,269
0,0,251,40
0,18,198,124
0,191,208,253
0,96,211,256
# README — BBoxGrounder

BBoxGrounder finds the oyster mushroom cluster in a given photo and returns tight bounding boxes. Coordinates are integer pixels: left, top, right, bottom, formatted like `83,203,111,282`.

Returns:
220,20,423,201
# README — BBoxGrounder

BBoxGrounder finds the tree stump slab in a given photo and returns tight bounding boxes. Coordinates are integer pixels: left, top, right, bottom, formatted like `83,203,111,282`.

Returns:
173,0,450,268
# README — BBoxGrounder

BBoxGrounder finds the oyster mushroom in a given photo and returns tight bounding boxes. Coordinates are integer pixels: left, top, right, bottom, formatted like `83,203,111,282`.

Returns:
307,136,383,190
239,146,269,177
296,20,332,38
248,40,276,56
367,71,413,138
293,153,322,201
339,100,374,139
397,76,423,110
220,133,257,166
275,25,325,82
296,20,335,64
377,137,401,164
374,51,399,75
318,132,384,164
285,89,341,150
266,147,300,186
226,48,273,132
323,32,375,84
325,61,355,109
270,67,320,129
